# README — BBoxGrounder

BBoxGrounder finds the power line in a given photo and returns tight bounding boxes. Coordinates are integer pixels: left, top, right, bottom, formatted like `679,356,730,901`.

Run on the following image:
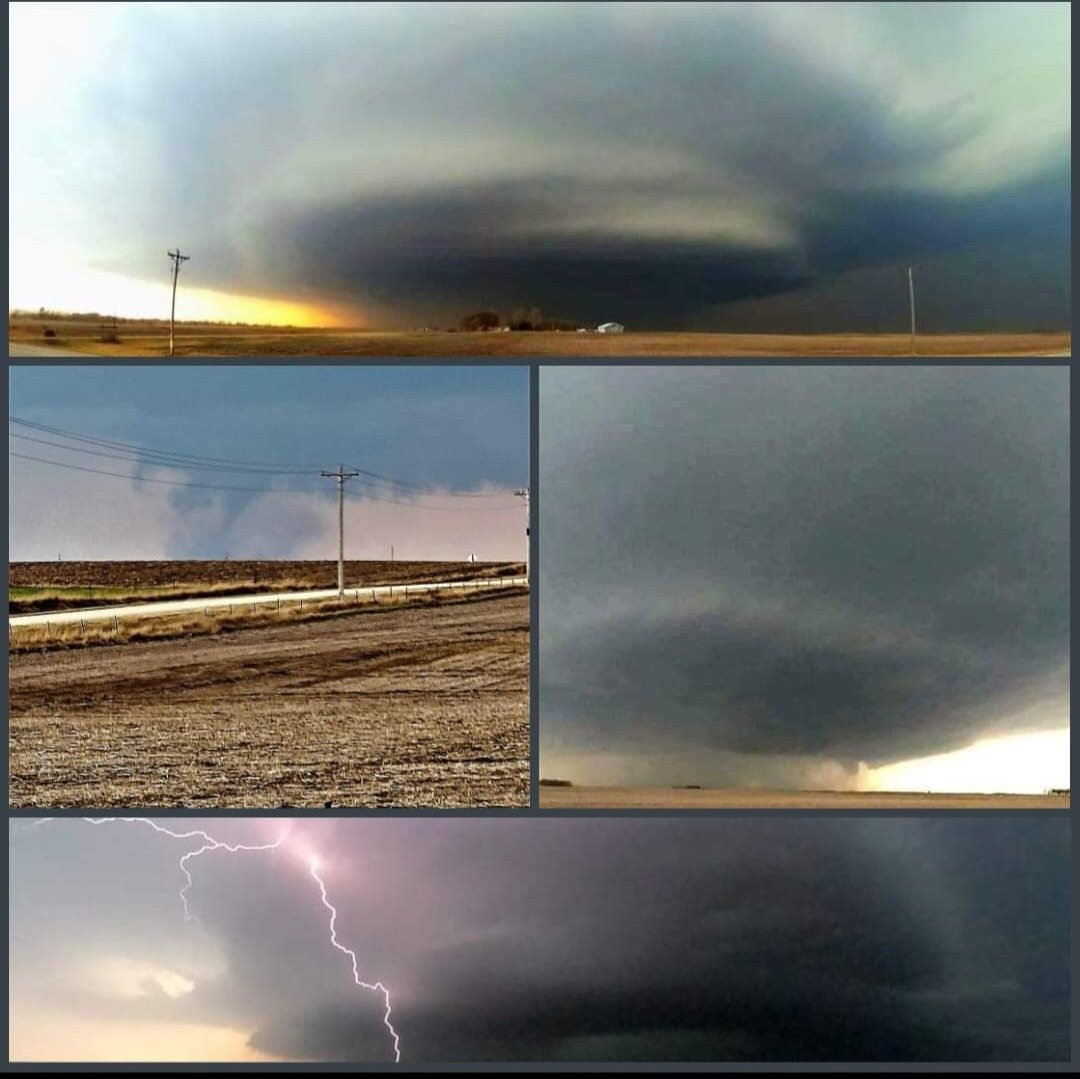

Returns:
10,417,325,472
9,432,316,475
10,451,520,511
9,417,513,496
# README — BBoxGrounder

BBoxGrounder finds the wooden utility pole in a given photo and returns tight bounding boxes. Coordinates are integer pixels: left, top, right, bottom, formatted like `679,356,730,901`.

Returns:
907,265,917,356
322,465,360,595
515,487,530,581
167,248,190,356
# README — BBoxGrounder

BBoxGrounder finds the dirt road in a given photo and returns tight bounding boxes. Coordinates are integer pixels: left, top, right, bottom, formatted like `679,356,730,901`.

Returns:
10,592,529,809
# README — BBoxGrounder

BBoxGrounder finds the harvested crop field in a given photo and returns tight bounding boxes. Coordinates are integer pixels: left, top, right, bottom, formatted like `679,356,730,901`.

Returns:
10,559,521,612
10,591,529,809
8,324,1071,357
538,785,1069,809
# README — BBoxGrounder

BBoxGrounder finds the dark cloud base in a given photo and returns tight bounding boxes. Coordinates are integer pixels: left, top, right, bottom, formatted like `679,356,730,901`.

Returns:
540,366,1068,769
262,165,1068,331
242,820,1069,1063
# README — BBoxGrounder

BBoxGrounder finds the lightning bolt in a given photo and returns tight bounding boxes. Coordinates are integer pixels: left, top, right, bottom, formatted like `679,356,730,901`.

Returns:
82,817,284,921
18,816,402,1062
310,860,402,1063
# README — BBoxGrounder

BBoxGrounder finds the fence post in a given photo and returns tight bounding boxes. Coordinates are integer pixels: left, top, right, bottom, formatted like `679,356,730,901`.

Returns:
113,615,119,632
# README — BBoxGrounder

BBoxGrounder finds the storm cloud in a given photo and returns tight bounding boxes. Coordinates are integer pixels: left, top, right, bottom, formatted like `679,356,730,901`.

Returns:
9,365,528,561
8,817,1070,1062
10,2,1070,328
539,365,1069,785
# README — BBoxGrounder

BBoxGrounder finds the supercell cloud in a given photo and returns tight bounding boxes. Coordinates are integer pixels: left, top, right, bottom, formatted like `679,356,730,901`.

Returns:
9,365,528,561
539,365,1069,784
9,2,1070,328
8,817,1070,1062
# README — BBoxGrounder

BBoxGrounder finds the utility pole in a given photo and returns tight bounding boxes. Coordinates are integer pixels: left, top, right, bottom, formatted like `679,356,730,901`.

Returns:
322,465,360,596
907,265,917,357
167,248,190,357
514,487,530,581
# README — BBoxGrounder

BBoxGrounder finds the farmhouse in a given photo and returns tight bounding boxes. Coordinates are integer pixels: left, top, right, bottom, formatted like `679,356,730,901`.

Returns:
597,321,624,334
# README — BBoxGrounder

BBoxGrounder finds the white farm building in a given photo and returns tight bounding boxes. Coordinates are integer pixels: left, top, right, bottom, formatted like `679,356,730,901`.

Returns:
597,322,625,334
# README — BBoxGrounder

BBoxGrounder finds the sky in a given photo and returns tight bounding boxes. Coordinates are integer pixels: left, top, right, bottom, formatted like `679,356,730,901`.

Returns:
9,365,528,562
8,816,1070,1063
540,365,1069,793
9,2,1070,331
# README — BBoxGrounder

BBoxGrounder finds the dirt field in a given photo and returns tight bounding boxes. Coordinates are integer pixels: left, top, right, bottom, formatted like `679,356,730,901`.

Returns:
10,560,521,612
538,785,1069,809
9,591,529,809
8,319,1070,357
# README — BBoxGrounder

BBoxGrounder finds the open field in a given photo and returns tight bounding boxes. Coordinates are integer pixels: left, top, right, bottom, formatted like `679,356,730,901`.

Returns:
9,583,526,651
10,591,529,809
10,560,522,613
538,785,1069,809
8,319,1070,357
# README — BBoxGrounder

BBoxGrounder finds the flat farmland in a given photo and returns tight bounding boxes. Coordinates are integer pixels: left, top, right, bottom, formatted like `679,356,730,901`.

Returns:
538,785,1069,809
8,320,1070,357
10,591,529,809
10,559,521,613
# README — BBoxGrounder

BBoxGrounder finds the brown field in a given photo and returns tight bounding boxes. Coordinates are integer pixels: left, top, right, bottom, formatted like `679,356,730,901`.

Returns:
538,785,1069,809
9,591,529,809
10,559,521,612
8,318,1070,357
9,583,525,652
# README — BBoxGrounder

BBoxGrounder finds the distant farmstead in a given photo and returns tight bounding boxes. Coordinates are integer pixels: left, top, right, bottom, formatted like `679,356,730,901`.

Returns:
597,322,624,334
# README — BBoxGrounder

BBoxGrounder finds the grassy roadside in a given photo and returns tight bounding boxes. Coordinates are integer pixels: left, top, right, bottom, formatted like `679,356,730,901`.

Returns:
9,562,523,613
10,579,320,613
9,583,528,654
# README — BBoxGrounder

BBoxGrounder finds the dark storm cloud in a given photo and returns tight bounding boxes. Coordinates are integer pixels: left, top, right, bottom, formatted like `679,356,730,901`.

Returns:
12,3,1070,327
10,366,528,560
262,160,1068,330
10,819,1070,1061
540,366,1068,768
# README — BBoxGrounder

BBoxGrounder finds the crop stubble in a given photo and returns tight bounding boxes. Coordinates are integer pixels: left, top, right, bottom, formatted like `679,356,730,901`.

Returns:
10,592,529,809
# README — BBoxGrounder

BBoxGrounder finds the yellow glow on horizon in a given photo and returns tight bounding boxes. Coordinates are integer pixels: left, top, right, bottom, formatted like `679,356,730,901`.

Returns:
9,262,356,328
9,1006,281,1063
863,728,1069,795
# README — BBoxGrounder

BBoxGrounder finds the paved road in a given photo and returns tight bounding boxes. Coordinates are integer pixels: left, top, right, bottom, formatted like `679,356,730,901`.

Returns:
10,576,528,628
9,342,95,357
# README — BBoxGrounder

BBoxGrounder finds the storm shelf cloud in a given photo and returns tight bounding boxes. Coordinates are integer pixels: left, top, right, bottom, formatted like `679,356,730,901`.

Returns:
8,818,1070,1062
539,365,1069,789
9,2,1071,328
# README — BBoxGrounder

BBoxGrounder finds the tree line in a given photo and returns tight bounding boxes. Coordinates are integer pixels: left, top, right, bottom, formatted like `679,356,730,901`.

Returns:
458,307,582,332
